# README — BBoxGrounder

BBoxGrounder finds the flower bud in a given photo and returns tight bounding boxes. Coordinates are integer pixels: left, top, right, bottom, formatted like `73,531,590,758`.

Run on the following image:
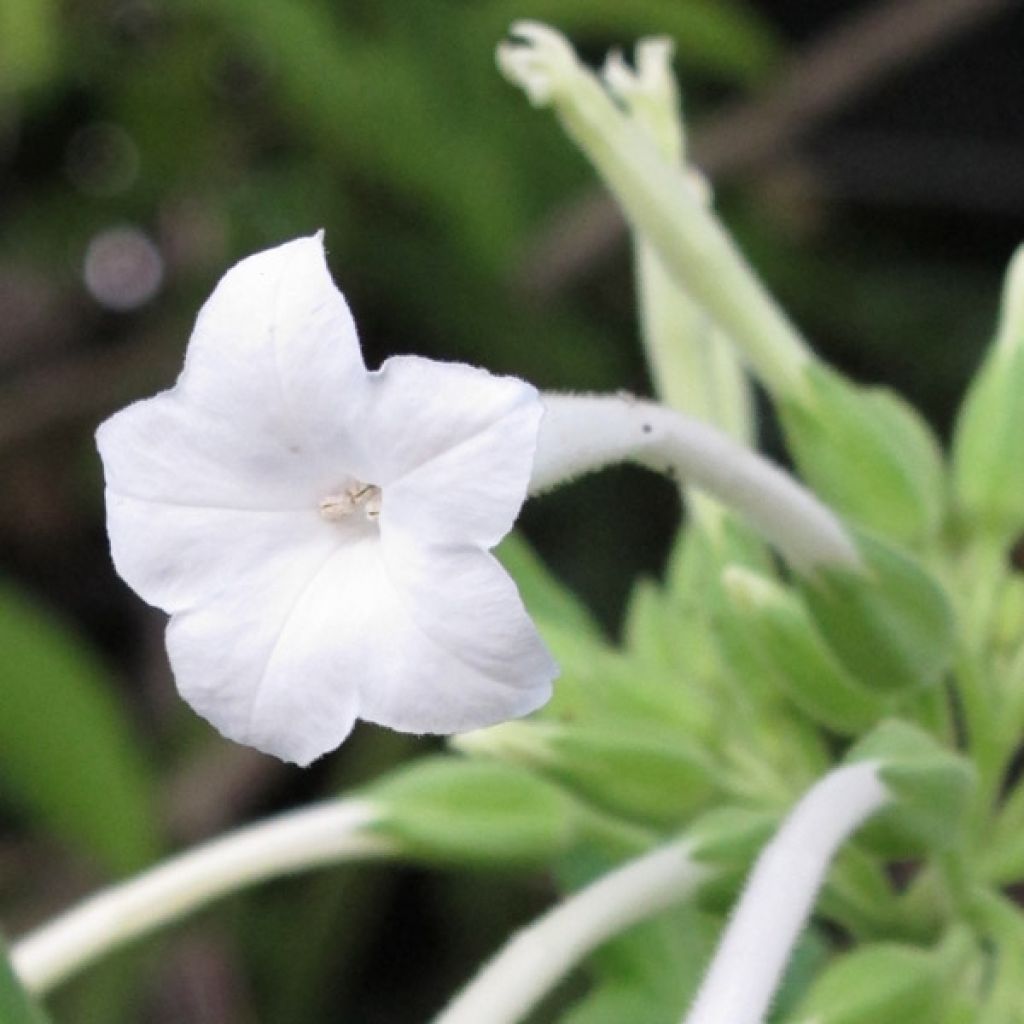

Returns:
952,247,1024,536
498,22,813,400
686,806,778,872
779,364,946,544
799,532,955,694
844,720,975,855
367,756,579,865
454,721,719,828
603,39,753,447
721,566,887,735
786,933,975,1024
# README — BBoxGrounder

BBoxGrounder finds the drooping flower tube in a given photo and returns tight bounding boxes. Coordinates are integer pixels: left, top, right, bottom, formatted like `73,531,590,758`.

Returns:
97,234,557,766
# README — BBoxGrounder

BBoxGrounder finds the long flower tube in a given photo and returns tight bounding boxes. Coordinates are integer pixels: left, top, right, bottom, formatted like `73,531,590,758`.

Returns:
682,761,890,1024
433,838,708,1024
12,799,393,994
531,392,859,576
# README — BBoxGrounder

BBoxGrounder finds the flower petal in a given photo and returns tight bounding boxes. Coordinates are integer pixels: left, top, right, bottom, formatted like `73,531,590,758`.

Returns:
360,527,557,731
104,492,327,615
177,233,374,475
166,529,553,765
97,391,325,512
97,388,353,616
166,535,374,766
367,355,543,547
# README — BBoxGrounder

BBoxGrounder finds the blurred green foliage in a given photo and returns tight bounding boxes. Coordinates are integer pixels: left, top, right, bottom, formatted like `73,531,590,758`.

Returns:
0,581,158,874
0,934,50,1024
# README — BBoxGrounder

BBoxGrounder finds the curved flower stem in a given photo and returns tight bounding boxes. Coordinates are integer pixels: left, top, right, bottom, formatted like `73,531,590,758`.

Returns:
12,799,393,995
531,392,859,576
433,839,707,1024
683,762,890,1024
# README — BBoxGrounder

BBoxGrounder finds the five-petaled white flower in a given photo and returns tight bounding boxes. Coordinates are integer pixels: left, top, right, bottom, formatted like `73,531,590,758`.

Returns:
97,234,557,765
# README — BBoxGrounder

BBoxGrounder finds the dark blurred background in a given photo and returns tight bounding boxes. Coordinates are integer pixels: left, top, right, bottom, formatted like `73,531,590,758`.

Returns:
0,1,1022,1020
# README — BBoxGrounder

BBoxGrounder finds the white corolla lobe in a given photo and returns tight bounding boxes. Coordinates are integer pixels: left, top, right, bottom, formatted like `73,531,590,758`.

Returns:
97,234,556,765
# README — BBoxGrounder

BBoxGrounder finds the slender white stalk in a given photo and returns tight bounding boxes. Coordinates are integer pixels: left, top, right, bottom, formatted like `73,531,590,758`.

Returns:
683,762,890,1024
12,798,393,994
531,393,859,575
433,838,707,1024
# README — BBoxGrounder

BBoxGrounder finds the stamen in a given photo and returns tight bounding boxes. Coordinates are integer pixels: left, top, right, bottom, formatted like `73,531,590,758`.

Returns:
318,482,382,522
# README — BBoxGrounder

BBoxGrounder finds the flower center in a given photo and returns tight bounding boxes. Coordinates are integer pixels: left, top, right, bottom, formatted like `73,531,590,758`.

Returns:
318,481,382,522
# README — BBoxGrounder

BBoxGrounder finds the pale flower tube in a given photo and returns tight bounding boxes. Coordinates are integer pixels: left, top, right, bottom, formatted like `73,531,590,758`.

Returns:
434,839,707,1024
531,393,860,576
97,234,557,765
13,799,392,994
683,761,890,1024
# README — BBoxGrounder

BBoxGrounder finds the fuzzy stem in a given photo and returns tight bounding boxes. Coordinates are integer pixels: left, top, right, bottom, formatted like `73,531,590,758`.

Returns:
433,839,706,1024
531,392,858,575
12,799,392,994
683,761,890,1024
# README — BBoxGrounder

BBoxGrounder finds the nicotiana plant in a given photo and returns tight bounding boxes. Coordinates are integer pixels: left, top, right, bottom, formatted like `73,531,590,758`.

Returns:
5,21,1024,1024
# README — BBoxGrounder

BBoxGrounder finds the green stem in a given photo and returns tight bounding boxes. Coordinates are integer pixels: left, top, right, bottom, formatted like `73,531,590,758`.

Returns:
983,767,1024,885
954,643,1003,828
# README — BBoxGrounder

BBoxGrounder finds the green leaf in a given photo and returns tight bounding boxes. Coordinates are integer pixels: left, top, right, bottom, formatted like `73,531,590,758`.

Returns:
496,532,604,643
800,532,955,694
783,938,966,1024
722,565,888,734
0,581,159,874
779,364,946,544
771,930,832,1021
687,805,777,875
540,641,718,748
498,535,696,740
952,247,1024,537
366,755,580,865
0,935,50,1024
560,980,678,1024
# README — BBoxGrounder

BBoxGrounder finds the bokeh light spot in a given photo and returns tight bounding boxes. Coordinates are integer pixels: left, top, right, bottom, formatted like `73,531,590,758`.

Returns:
83,226,164,311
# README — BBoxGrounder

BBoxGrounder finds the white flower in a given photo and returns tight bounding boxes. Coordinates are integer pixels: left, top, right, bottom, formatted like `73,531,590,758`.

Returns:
97,234,557,766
